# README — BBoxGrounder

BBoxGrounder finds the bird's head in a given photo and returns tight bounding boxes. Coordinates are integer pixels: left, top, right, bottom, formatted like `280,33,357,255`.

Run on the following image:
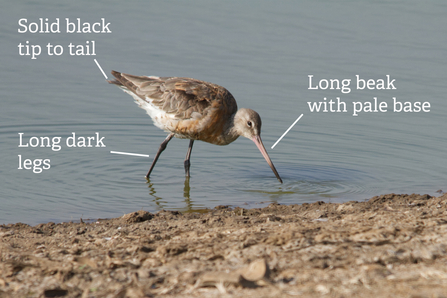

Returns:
234,108,283,183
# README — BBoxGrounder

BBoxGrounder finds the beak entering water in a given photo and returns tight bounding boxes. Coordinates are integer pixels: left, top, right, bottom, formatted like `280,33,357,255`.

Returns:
252,135,283,183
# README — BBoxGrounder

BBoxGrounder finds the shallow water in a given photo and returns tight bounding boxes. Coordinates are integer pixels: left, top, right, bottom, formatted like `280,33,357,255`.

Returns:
1,1,446,225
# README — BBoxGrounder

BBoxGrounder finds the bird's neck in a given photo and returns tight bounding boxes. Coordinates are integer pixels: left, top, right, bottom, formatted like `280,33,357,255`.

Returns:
222,113,240,145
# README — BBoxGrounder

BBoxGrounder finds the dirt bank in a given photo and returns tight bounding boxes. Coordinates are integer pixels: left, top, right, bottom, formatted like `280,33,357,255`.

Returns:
2,193,447,297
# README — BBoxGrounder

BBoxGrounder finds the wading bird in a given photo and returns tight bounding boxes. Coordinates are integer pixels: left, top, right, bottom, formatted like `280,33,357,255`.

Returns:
109,71,282,183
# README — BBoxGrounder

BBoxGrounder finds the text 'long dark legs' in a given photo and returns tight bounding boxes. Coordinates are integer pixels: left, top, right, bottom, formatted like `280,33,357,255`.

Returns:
184,140,194,177
146,133,175,178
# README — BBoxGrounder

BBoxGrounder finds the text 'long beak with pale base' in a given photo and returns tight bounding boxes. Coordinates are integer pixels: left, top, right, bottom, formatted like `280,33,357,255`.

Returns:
252,135,283,183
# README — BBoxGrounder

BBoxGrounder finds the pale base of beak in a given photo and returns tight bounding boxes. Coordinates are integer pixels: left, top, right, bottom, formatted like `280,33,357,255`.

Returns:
252,136,283,183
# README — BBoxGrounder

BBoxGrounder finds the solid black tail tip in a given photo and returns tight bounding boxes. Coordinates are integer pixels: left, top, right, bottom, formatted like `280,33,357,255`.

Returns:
110,70,122,79
108,70,122,85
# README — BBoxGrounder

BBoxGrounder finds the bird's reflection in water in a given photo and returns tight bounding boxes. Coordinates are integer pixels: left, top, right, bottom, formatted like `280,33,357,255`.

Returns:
145,177,196,212
183,177,192,210
145,179,165,208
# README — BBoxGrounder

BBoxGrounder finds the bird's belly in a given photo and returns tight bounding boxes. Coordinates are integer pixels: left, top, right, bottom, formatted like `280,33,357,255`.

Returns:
160,117,237,146
141,95,237,146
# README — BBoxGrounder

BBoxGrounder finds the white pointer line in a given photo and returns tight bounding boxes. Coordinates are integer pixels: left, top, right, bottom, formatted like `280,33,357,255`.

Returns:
94,59,108,79
110,151,150,158
271,114,304,149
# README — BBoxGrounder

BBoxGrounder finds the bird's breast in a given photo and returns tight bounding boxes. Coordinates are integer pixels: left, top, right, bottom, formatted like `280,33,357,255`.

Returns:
170,99,237,145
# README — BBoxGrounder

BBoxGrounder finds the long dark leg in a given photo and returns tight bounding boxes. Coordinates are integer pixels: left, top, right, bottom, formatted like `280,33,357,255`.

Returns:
184,140,194,177
146,133,174,178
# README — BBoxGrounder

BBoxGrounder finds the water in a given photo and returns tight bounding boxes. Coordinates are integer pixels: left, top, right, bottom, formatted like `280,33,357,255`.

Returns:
1,1,446,225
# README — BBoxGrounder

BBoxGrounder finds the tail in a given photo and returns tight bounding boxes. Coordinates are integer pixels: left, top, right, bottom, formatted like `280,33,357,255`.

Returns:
108,70,145,101
107,70,126,88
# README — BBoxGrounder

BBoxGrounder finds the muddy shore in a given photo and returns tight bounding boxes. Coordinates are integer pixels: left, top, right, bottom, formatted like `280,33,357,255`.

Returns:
1,193,447,297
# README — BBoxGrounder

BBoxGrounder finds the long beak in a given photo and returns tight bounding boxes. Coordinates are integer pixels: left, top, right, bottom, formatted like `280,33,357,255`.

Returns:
252,135,283,183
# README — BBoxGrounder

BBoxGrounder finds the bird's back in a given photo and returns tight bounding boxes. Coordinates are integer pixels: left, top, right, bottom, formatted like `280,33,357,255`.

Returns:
109,71,239,145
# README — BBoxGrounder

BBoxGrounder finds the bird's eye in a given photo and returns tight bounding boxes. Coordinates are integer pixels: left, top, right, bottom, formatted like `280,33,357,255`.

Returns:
247,121,252,127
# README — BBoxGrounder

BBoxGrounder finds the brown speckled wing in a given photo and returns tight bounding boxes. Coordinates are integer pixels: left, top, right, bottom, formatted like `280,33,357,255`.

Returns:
109,71,237,120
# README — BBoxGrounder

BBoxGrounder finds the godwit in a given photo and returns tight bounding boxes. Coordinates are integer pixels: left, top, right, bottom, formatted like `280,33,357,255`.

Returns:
109,71,283,183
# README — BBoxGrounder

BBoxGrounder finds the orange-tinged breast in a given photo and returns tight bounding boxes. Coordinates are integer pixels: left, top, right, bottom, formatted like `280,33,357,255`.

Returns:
174,86,237,145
